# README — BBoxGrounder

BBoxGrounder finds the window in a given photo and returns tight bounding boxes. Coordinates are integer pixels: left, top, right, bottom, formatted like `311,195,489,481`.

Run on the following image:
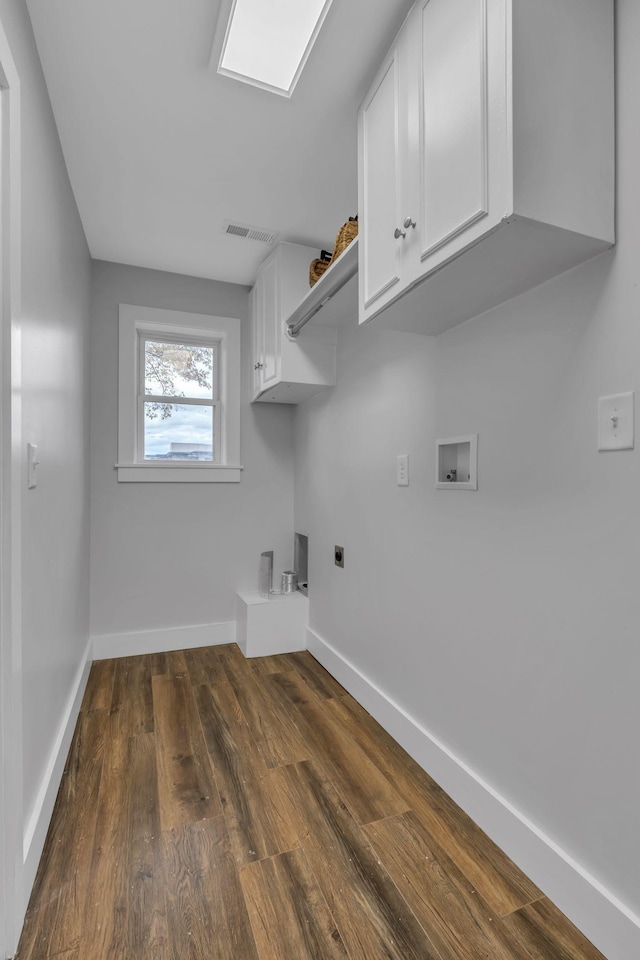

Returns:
141,336,219,462
217,0,334,98
117,305,241,482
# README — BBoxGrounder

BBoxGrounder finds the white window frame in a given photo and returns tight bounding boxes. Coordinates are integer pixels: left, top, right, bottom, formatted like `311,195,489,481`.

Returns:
117,304,242,482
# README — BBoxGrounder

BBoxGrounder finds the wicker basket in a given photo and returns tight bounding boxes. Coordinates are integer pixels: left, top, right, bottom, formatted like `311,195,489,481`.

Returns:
332,216,358,261
308,217,359,288
309,249,333,287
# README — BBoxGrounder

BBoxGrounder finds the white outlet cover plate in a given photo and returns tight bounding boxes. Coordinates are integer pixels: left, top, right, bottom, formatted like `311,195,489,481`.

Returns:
597,392,634,451
397,453,409,486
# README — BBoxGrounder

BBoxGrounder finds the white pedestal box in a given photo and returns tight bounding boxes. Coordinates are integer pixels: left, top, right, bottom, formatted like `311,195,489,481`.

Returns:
235,590,309,658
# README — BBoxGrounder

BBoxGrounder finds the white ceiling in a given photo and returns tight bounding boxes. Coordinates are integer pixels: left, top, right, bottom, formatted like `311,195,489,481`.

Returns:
26,0,413,286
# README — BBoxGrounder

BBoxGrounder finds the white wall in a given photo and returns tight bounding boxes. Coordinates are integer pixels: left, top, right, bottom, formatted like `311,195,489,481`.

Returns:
295,0,639,946
89,261,294,645
0,0,92,930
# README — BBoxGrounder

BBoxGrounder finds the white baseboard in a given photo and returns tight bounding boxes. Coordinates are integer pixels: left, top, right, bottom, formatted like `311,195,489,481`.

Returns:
307,627,640,960
21,637,93,918
92,620,236,661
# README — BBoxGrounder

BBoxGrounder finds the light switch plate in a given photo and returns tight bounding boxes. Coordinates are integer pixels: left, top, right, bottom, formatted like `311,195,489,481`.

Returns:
397,454,409,486
598,392,634,450
27,443,39,488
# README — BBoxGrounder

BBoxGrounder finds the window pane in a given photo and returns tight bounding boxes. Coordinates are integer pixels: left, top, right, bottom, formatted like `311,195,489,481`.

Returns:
143,402,214,460
144,340,215,399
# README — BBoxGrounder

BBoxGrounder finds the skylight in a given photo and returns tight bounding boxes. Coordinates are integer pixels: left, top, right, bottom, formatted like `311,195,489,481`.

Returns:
218,0,334,97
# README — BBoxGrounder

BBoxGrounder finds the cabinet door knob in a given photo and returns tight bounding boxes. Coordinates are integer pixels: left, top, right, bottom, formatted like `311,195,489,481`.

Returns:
254,362,263,370
394,227,406,239
403,216,417,229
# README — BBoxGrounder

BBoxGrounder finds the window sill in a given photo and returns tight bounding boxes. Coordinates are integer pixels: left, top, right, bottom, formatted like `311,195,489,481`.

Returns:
115,463,243,483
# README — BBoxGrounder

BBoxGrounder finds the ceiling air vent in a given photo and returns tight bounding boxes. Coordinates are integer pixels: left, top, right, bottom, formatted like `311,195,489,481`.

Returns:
223,220,278,244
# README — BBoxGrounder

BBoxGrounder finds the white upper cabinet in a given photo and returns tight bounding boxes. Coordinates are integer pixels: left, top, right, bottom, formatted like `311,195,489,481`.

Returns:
358,0,614,335
251,242,338,404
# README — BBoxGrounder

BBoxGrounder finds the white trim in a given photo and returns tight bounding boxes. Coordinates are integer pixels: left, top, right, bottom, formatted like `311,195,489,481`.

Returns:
115,464,242,483
117,305,241,482
114,462,243,469
306,627,640,960
0,20,21,958
92,620,236,661
21,641,92,917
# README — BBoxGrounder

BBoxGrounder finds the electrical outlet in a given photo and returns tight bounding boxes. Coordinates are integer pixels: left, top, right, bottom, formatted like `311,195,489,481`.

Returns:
334,545,344,568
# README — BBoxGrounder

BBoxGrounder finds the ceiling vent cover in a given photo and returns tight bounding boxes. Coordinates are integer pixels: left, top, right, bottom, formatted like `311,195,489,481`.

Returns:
223,220,278,244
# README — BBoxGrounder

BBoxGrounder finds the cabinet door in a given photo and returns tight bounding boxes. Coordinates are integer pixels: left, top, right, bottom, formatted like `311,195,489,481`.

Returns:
259,253,280,389
416,0,491,268
250,283,263,399
358,44,404,322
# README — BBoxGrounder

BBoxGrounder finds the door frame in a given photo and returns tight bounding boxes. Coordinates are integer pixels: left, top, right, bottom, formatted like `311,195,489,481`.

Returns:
0,18,22,959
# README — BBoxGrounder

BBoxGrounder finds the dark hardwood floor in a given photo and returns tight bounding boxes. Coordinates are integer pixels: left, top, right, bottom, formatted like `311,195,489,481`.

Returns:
16,644,606,960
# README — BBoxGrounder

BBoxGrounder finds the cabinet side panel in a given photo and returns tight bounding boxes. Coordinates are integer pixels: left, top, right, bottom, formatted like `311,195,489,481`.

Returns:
419,0,490,257
512,0,614,242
